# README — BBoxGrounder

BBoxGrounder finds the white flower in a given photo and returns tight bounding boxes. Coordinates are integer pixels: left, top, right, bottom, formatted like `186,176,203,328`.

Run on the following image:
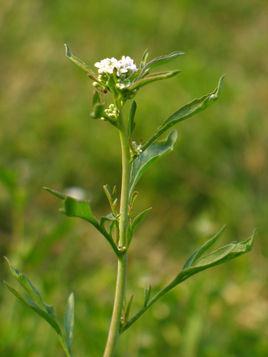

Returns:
94,55,137,77
117,56,137,75
94,57,119,74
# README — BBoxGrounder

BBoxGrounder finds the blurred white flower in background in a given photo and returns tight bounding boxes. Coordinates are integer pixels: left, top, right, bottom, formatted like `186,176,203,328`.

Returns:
65,187,87,200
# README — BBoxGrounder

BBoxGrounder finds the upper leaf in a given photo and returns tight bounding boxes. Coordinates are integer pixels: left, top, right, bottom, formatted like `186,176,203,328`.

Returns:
128,70,180,91
143,76,224,150
129,130,178,195
64,44,98,81
139,51,184,77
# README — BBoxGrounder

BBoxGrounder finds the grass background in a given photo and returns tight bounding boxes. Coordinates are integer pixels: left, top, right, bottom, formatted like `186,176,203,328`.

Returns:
0,0,267,356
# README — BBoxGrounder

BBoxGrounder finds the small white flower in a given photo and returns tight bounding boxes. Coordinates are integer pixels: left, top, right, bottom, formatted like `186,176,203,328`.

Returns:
94,57,119,74
94,55,137,77
117,56,137,75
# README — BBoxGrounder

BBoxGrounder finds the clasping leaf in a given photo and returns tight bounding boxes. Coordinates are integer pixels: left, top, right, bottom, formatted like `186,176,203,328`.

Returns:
129,130,177,195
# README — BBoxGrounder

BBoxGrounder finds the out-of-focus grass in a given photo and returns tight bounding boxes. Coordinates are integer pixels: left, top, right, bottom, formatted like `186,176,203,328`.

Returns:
0,0,267,356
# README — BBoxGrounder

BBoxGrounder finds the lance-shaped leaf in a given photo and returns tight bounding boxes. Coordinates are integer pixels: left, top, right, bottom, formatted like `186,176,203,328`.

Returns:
4,260,62,335
44,187,97,225
127,207,152,246
128,70,180,91
64,44,98,81
140,51,184,77
129,130,177,195
182,225,226,270
44,187,120,256
64,293,75,355
174,230,255,285
131,207,152,235
121,230,254,333
143,76,224,150
139,49,149,69
128,100,137,137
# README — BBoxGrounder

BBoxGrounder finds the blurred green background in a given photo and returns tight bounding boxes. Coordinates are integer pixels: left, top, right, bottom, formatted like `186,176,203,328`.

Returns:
1,0,267,356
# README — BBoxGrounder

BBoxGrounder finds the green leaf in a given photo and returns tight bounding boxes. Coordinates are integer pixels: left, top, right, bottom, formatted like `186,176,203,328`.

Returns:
131,207,152,236
92,91,101,106
44,186,120,257
4,264,62,336
140,51,184,76
182,225,226,269
44,187,97,225
139,49,149,68
128,101,137,137
5,257,48,311
64,292,75,354
129,70,180,91
43,186,66,199
129,130,178,195
64,44,97,80
143,285,151,307
143,76,224,150
175,231,255,284
4,282,61,334
124,294,134,322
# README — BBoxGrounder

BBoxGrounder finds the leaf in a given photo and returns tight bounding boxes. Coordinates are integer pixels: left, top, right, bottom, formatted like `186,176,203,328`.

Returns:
44,187,97,225
182,225,226,269
100,212,117,228
175,231,255,285
129,70,180,91
64,44,97,80
143,285,151,307
5,257,47,311
4,282,62,334
129,130,178,195
43,186,66,199
44,186,120,256
143,76,224,150
63,196,97,224
3,263,63,337
139,49,149,68
131,207,152,236
124,295,134,322
128,101,137,137
92,91,101,106
64,292,75,354
140,51,184,76
121,231,255,333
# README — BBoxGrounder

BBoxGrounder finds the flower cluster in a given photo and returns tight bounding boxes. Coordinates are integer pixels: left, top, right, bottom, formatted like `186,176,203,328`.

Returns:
95,56,138,77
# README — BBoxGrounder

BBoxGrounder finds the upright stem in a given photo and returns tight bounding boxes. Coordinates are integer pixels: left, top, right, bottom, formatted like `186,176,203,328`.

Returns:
103,118,130,357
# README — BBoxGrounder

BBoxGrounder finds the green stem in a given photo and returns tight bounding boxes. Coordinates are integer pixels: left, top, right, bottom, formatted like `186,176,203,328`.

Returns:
103,120,130,357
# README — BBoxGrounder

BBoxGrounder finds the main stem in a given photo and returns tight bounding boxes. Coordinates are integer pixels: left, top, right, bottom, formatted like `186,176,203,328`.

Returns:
103,119,130,357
